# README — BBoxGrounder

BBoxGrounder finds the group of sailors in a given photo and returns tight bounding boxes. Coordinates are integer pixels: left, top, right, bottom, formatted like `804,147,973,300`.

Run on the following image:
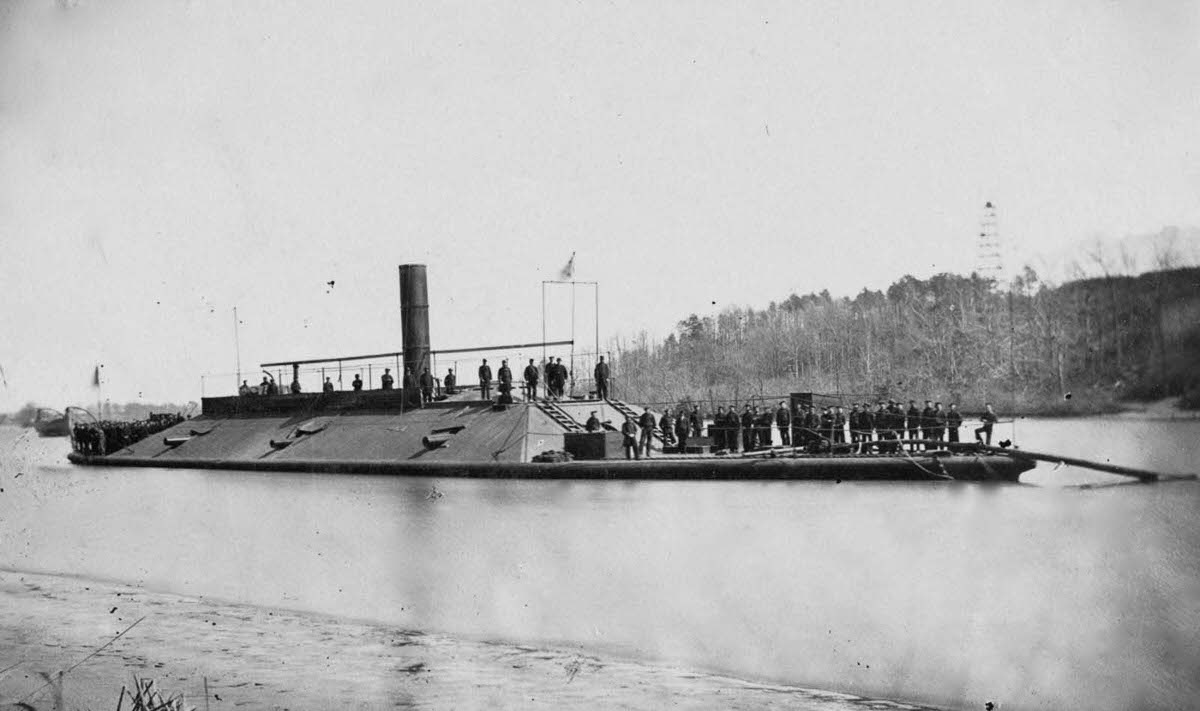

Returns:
617,399,999,459
235,355,612,406
71,413,187,456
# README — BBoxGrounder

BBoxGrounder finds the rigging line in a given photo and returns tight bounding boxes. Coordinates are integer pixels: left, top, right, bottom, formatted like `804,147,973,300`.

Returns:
21,616,147,703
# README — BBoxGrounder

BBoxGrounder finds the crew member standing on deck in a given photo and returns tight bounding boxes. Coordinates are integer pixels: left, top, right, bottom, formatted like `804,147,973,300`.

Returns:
947,403,963,442
690,405,702,438
557,357,570,397
756,406,773,448
776,401,791,446
323,377,335,393
906,400,921,451
547,358,563,398
659,408,675,446
419,367,435,405
621,415,639,460
713,406,727,450
498,360,513,395
975,403,998,445
675,410,690,452
819,407,834,449
932,402,946,444
443,368,456,394
741,405,756,452
403,367,420,407
833,406,847,445
523,359,539,401
380,368,394,391
478,359,492,400
594,356,610,399
728,406,743,452
638,407,656,458
352,374,363,391
921,400,936,449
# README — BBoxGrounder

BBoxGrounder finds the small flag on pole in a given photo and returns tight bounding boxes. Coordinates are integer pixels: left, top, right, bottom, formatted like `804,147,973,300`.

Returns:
559,252,576,280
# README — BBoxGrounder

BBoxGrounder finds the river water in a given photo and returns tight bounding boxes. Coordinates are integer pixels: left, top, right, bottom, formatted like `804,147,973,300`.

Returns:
1,417,1198,710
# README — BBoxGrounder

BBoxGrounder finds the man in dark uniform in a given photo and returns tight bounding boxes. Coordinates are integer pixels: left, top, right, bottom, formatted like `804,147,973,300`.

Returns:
712,406,727,450
403,366,420,407
594,356,610,399
932,402,946,444
921,400,936,449
741,405,755,452
419,367,435,405
322,377,335,393
638,407,656,457
818,407,834,449
833,406,847,445
498,360,513,393
690,405,702,437
621,415,639,460
947,403,963,443
675,410,690,452
848,404,862,451
756,406,773,448
891,400,906,453
443,368,456,394
585,411,601,432
380,368,394,391
775,401,791,446
547,358,563,398
859,403,875,452
906,400,921,451
478,359,492,400
523,359,539,400
659,408,675,446
975,403,998,445
352,373,363,391
724,407,739,452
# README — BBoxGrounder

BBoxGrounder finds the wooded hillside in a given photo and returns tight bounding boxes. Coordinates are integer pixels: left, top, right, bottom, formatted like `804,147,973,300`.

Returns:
613,266,1200,414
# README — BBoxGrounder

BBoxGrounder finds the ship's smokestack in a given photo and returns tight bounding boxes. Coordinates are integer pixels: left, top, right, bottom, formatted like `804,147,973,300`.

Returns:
399,264,430,378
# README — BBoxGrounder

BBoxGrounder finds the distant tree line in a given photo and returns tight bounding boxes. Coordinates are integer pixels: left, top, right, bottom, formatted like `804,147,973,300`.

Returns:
612,266,1200,415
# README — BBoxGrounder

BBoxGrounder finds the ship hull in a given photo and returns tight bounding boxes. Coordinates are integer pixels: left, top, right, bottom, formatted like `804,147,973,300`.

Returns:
66,451,1030,481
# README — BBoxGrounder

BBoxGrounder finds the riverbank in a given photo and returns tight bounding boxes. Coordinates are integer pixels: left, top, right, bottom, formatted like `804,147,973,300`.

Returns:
0,569,945,711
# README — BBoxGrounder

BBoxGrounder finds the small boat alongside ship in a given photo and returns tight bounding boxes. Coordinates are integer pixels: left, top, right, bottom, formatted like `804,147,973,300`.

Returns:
66,265,1034,482
33,408,69,437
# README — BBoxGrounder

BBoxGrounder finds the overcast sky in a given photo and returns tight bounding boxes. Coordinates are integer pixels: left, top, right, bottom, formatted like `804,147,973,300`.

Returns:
2,0,1198,409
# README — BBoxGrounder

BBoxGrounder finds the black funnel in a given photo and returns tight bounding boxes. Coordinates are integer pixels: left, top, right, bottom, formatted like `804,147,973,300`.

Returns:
399,265,430,377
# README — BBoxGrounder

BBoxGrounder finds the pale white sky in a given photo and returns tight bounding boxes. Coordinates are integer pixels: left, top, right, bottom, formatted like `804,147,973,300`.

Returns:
1,0,1198,409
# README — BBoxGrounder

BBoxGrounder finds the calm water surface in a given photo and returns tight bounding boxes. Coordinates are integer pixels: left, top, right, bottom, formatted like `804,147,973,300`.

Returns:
1,417,1198,710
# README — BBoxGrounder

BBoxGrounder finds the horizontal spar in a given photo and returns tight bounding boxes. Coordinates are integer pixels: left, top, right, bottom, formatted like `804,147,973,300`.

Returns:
895,440,1197,483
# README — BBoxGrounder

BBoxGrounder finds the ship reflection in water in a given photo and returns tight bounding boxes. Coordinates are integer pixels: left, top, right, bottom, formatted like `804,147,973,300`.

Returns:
2,417,1198,711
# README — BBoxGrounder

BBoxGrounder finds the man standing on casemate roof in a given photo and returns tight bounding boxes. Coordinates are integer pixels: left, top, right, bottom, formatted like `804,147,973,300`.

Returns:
478,359,492,400
419,367,435,405
594,356,610,399
523,359,539,400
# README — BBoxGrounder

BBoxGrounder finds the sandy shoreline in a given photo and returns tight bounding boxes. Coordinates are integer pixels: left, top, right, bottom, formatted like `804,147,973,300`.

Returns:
0,569,944,711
